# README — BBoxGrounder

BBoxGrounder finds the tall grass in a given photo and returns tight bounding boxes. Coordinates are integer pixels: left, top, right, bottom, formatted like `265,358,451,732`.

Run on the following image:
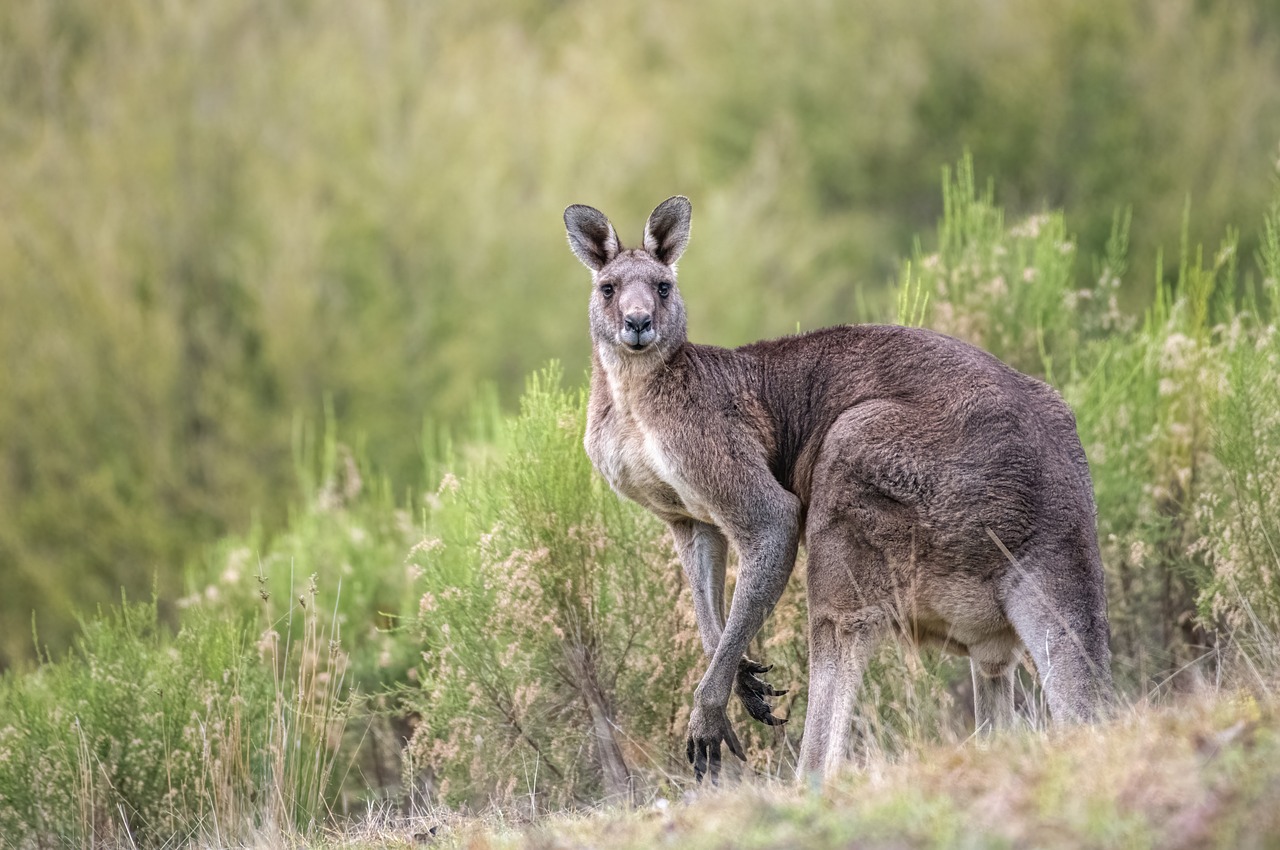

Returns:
0,589,351,847
1195,203,1280,657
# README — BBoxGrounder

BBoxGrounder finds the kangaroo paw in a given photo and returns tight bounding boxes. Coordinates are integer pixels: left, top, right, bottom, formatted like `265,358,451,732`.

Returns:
687,702,744,784
735,657,788,726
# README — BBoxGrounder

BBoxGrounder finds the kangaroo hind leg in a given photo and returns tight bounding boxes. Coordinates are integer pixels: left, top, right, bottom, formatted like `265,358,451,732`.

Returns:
1002,547,1115,724
969,641,1019,735
797,527,889,781
797,611,883,780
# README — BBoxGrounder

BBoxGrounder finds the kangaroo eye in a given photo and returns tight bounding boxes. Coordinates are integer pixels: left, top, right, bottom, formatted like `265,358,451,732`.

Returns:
599,283,614,298
657,281,672,299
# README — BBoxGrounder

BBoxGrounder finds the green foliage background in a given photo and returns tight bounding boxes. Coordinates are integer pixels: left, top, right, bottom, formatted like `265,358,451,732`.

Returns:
2,0,1280,671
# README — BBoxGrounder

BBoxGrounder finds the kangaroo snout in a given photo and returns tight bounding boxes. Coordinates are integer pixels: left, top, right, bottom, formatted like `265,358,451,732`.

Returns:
622,312,655,349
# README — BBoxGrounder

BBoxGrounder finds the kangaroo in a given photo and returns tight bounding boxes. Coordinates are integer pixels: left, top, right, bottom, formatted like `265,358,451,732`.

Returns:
564,196,1114,783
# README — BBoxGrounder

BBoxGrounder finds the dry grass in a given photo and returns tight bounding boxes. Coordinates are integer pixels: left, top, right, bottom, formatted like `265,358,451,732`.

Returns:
23,677,1278,848
305,687,1277,850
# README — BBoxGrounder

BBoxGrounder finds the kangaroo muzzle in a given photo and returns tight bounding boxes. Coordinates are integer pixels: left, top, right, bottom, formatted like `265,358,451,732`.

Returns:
622,311,656,350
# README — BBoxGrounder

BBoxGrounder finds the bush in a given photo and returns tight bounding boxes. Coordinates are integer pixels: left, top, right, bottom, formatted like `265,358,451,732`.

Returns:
1196,204,1280,651
401,367,704,807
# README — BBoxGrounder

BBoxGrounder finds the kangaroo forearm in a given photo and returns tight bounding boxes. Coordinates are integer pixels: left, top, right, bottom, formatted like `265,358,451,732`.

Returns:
698,579,792,706
671,520,729,658
693,603,725,658
698,607,771,706
696,515,799,707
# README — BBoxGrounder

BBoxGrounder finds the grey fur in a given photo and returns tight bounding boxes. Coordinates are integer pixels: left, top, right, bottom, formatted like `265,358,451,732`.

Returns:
564,197,1115,783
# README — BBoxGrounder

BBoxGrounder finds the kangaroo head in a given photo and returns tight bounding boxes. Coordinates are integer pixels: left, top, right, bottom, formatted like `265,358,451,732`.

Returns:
564,196,692,361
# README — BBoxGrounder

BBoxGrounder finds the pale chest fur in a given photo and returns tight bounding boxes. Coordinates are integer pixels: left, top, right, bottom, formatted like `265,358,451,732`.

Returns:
585,363,716,525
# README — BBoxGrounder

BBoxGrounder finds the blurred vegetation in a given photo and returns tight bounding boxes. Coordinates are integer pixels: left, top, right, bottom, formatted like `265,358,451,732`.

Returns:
3,0,1280,665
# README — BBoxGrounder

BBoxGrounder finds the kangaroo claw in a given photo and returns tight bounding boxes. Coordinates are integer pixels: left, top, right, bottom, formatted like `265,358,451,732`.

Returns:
735,657,788,726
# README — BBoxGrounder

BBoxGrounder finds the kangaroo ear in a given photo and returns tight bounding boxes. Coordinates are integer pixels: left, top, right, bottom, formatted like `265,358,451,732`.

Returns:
564,204,621,272
643,195,692,267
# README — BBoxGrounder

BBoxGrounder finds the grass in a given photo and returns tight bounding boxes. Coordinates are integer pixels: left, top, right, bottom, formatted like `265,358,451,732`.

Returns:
0,590,353,848
237,686,1280,849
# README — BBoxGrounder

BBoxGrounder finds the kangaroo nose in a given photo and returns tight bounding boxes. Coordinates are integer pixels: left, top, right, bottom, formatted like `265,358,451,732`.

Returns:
625,313,652,335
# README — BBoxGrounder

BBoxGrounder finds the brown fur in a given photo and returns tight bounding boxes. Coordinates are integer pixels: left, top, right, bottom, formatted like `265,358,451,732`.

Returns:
564,197,1114,783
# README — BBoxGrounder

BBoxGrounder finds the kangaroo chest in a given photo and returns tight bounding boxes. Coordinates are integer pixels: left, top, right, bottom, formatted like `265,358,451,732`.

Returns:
587,394,716,526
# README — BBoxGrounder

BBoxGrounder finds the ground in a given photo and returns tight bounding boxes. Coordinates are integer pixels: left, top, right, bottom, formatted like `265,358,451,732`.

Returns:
314,688,1280,850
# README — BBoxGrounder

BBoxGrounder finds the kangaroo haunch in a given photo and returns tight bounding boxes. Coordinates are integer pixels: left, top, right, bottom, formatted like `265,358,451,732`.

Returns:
564,196,1115,784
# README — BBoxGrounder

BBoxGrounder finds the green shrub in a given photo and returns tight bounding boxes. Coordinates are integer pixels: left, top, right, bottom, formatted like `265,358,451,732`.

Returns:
401,367,704,806
1196,203,1280,652
896,156,1085,378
